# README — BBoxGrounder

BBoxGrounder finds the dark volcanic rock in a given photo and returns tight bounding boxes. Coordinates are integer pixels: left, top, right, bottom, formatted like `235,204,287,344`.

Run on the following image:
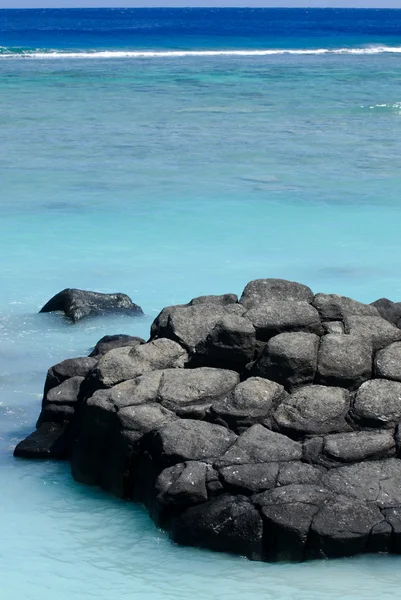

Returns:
240,279,314,309
215,424,302,467
209,377,286,432
313,293,378,321
273,385,352,437
44,356,97,397
350,379,401,428
150,420,237,466
40,288,143,322
371,298,401,328
17,278,401,562
253,484,330,561
190,313,256,371
316,334,372,389
375,342,401,382
38,375,84,426
251,332,319,390
345,315,401,350
245,301,323,342
89,334,145,357
172,494,264,559
14,423,70,459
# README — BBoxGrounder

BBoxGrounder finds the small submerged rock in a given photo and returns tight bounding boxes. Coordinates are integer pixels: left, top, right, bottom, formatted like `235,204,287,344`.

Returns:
14,278,401,562
40,288,143,322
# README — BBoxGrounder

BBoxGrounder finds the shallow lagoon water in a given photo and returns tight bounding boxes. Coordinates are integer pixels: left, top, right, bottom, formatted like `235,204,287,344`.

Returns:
2,8,401,599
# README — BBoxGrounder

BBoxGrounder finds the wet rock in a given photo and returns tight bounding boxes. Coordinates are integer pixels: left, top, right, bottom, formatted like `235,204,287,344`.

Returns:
308,495,384,559
240,279,314,309
40,288,143,322
89,334,145,357
316,334,372,389
14,423,70,459
273,385,352,437
38,376,84,426
251,332,319,390
253,484,330,561
375,342,401,382
171,494,264,560
351,379,401,428
43,356,97,397
209,377,286,432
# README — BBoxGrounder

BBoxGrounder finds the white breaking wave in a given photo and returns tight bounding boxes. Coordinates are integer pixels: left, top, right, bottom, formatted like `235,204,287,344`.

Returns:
1,46,401,59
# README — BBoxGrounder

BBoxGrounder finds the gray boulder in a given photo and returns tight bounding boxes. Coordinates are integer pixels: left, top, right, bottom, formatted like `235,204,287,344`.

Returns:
158,367,239,419
240,279,314,309
345,315,401,350
209,377,286,432
273,385,352,437
215,424,302,468
189,294,238,306
219,463,279,494
351,379,401,428
375,342,401,381
40,288,143,322
150,420,237,466
251,332,319,390
371,298,401,328
191,313,256,371
245,301,323,341
322,459,401,508
322,431,396,463
43,356,97,396
89,334,145,357
38,376,84,426
312,293,378,321
92,339,188,388
316,334,372,389
156,461,208,508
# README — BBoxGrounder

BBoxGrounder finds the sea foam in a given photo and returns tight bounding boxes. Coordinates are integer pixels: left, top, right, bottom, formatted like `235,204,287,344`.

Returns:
1,46,401,59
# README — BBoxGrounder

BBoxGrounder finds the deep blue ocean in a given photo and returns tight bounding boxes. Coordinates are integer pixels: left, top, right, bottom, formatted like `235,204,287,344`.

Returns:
2,8,401,599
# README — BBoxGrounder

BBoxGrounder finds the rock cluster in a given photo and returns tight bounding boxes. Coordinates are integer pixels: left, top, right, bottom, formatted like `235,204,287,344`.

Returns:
15,279,401,561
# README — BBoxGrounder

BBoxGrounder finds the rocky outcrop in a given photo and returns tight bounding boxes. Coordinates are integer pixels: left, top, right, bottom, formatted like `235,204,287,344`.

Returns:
40,288,144,322
15,278,401,562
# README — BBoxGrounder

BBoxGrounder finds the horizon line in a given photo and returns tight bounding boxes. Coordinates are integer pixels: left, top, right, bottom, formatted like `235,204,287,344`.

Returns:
1,5,400,9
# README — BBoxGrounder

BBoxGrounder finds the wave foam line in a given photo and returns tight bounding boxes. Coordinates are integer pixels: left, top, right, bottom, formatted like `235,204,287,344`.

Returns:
2,47,401,59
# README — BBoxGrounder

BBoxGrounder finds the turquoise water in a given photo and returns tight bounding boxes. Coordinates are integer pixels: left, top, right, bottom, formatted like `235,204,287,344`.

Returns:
3,8,401,599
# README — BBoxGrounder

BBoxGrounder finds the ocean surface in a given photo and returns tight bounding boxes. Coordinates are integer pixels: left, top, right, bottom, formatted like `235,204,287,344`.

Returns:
2,7,401,599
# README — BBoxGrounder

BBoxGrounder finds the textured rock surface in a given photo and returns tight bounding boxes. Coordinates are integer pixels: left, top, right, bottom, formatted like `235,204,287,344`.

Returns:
40,288,143,322
16,278,401,562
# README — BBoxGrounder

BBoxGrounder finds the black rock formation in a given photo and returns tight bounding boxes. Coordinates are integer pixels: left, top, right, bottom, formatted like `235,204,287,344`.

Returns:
15,278,401,561
40,288,143,322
